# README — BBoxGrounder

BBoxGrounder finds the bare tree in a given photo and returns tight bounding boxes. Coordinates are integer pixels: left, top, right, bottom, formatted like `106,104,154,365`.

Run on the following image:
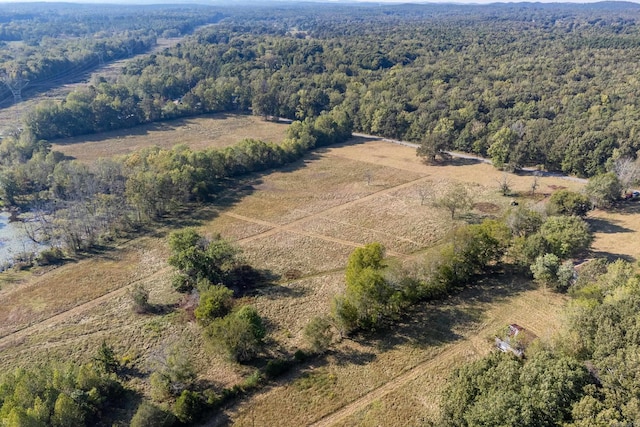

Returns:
364,170,373,186
613,157,640,192
417,185,433,206
530,176,539,196
496,173,512,196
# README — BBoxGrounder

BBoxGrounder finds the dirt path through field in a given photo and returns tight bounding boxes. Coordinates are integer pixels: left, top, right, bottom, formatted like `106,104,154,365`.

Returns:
236,174,431,245
226,212,403,257
308,287,562,427
0,266,170,351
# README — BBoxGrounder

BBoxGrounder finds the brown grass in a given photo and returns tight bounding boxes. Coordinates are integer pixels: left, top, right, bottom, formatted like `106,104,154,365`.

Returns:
588,201,640,262
229,279,567,427
1,129,621,426
50,114,289,162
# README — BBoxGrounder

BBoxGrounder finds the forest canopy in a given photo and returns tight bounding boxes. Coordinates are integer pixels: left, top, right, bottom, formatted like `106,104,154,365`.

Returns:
11,2,640,178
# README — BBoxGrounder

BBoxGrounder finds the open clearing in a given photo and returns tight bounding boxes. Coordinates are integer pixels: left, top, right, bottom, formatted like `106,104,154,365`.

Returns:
50,114,289,162
0,127,635,426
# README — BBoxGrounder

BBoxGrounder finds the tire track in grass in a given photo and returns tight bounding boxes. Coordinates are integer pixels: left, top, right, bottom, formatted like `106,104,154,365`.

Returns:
0,266,171,351
224,212,404,257
236,175,432,245
307,288,561,427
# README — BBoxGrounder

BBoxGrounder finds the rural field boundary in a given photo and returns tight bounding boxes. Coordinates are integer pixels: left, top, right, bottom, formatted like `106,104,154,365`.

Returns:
0,164,431,350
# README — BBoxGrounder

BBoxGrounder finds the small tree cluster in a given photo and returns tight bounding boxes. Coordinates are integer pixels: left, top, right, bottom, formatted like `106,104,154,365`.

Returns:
205,305,266,362
168,229,240,292
548,189,591,217
0,362,123,427
509,213,592,267
332,243,400,334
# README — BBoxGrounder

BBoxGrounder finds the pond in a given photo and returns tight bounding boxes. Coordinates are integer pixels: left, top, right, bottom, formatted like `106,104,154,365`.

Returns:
0,211,44,267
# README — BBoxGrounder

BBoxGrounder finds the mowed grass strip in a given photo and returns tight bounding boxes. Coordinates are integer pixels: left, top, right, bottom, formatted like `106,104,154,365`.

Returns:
50,114,289,162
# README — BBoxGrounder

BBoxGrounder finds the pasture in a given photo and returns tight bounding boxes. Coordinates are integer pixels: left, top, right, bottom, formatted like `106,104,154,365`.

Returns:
0,123,633,426
50,114,289,162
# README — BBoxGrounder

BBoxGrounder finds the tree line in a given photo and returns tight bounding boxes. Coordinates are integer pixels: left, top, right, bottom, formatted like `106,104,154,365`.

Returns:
0,3,224,107
0,109,351,260
19,2,640,178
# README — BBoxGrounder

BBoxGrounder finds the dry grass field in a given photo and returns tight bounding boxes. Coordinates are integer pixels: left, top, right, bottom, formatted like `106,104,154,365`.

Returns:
1,125,636,426
50,114,289,162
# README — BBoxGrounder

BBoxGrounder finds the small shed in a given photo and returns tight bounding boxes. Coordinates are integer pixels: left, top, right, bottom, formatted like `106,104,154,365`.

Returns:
495,324,537,358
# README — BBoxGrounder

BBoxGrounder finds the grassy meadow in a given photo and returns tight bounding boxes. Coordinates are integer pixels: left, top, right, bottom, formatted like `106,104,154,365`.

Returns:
1,115,637,425
50,114,289,162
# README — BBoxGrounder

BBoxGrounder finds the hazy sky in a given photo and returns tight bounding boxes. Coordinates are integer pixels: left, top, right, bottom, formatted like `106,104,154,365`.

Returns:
0,0,628,3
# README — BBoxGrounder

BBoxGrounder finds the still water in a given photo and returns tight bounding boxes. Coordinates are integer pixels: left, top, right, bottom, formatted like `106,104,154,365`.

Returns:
0,212,42,266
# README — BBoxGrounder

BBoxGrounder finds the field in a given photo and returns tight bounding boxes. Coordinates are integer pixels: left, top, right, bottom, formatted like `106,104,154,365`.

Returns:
1,123,635,426
50,114,289,162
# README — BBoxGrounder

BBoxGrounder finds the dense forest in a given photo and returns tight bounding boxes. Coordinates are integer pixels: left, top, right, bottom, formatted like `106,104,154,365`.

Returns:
0,3,223,106
2,2,640,426
14,2,640,177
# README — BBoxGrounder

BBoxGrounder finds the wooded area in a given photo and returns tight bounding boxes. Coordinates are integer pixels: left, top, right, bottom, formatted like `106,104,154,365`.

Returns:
1,2,640,426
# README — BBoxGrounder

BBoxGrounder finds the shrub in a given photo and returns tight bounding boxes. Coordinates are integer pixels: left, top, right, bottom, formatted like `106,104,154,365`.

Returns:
585,172,622,208
150,372,171,402
303,316,334,354
548,189,591,217
174,390,204,424
206,306,266,362
264,358,291,379
194,284,234,324
35,247,64,266
130,284,151,314
130,401,176,427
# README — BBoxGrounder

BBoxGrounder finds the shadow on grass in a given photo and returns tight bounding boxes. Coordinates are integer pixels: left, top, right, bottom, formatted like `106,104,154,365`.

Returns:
601,201,640,216
587,217,634,234
590,250,635,263
353,269,536,354
251,282,309,299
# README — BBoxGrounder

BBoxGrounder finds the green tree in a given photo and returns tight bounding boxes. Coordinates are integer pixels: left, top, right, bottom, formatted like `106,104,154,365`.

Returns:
548,189,591,217
539,216,593,259
51,393,84,427
488,127,518,170
585,172,622,208
94,341,120,375
530,253,560,290
433,182,473,220
333,243,398,332
167,229,240,292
